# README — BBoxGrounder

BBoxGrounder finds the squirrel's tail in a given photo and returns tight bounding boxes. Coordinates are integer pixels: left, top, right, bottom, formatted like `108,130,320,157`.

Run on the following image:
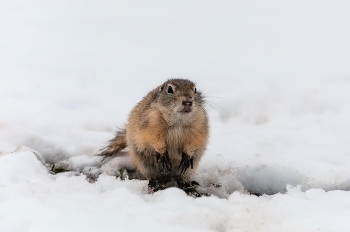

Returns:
97,127,127,161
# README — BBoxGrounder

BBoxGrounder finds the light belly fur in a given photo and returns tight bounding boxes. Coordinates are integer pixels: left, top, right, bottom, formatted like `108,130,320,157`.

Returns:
166,127,186,160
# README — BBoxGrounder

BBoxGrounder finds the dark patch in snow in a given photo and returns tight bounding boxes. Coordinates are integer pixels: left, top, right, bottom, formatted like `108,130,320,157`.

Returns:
50,163,69,174
236,165,305,195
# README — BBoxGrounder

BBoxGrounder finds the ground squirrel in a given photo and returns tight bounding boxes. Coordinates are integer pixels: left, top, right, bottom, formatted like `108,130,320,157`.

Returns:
98,79,209,182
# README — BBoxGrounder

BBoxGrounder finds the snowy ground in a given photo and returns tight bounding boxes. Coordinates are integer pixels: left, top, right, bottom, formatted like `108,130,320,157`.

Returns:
1,1,350,231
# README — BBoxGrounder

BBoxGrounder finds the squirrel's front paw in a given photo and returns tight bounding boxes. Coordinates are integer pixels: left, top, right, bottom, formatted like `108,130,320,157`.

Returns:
178,153,194,174
156,151,172,173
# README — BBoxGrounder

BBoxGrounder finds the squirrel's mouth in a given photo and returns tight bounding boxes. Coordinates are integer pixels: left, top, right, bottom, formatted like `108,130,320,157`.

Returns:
179,105,192,113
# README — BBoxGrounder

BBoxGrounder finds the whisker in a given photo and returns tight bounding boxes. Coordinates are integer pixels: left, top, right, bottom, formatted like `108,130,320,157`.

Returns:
193,75,206,85
204,100,229,113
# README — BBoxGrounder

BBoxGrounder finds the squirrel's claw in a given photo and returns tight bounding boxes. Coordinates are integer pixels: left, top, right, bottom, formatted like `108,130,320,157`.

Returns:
178,153,194,174
156,151,172,172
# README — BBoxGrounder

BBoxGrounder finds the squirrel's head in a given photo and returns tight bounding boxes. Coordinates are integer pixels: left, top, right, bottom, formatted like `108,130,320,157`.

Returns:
157,79,205,117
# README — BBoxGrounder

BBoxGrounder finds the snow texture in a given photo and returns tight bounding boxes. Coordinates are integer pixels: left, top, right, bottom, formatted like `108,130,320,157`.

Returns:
1,0,350,231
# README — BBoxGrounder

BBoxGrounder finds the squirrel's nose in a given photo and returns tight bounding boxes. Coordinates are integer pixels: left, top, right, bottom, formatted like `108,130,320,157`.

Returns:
182,100,192,106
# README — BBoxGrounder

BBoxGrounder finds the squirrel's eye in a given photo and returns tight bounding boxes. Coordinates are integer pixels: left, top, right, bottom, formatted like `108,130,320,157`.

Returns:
167,86,174,94
194,88,197,93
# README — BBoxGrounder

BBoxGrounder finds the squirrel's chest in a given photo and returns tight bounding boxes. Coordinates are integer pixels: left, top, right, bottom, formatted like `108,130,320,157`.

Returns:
166,127,188,151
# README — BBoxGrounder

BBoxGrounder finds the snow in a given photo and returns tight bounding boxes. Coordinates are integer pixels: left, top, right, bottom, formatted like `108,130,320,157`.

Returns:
1,0,350,231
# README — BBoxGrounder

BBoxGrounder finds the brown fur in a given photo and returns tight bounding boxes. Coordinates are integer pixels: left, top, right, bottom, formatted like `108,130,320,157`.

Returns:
98,128,127,161
98,79,209,180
